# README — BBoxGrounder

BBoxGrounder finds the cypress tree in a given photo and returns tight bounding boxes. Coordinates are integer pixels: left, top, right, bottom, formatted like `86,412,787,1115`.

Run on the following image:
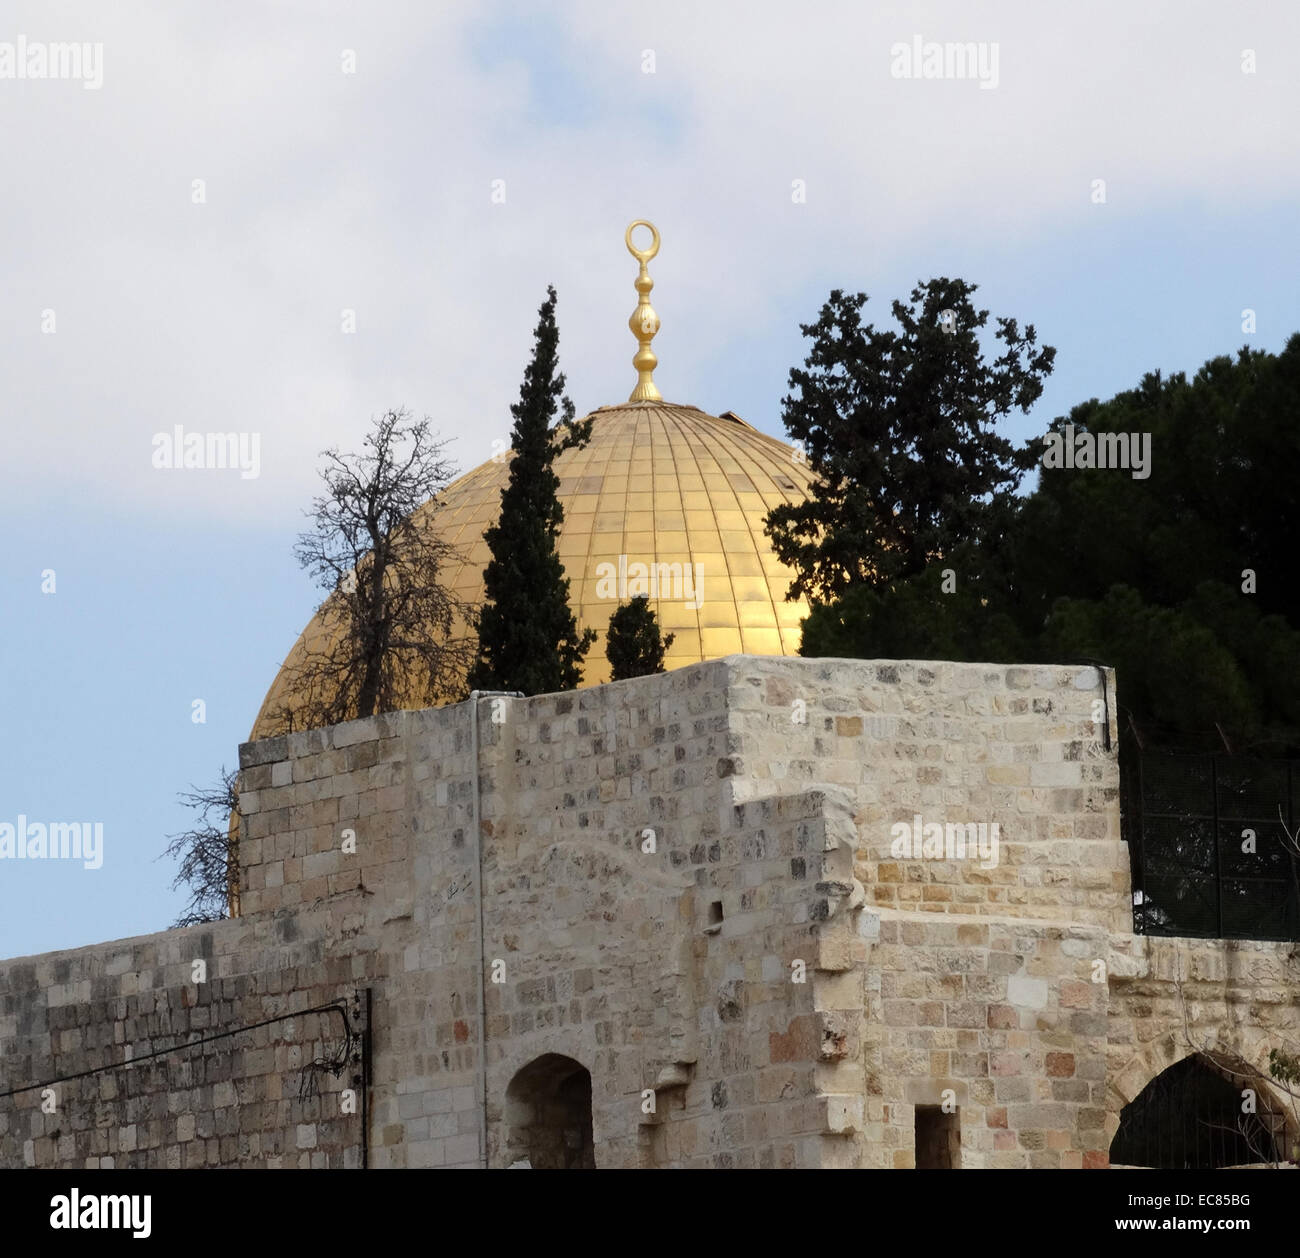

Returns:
469,286,595,694
605,596,676,681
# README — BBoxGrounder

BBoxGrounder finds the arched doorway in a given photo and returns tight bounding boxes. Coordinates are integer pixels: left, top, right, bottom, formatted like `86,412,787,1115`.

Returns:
1110,1053,1288,1168
503,1054,596,1169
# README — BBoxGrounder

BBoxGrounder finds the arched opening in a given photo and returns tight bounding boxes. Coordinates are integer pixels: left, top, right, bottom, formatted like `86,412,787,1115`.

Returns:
1110,1052,1289,1168
503,1054,596,1169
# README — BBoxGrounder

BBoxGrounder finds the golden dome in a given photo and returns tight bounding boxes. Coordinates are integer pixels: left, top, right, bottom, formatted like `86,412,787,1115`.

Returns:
250,221,817,739
250,399,815,738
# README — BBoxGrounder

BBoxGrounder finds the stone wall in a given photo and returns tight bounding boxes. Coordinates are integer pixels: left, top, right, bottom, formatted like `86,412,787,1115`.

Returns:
2,655,1297,1169
1107,934,1300,1146
0,915,368,1167
724,656,1124,1166
727,657,1127,930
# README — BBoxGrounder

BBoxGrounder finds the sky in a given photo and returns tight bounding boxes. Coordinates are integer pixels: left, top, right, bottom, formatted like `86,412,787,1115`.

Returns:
2,0,1298,957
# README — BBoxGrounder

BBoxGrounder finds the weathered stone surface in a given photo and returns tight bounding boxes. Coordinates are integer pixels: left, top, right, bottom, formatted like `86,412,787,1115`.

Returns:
1,656,1294,1169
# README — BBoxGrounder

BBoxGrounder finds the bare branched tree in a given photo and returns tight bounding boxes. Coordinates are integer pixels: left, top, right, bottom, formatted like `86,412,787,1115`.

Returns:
264,408,477,731
163,767,241,926
1185,1051,1295,1167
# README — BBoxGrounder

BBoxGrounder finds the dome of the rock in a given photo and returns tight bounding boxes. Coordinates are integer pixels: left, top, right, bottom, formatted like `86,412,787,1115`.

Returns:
251,400,815,738
250,222,817,740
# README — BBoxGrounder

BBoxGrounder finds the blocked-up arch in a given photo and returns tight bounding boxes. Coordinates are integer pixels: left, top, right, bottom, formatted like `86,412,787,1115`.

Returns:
503,1054,596,1169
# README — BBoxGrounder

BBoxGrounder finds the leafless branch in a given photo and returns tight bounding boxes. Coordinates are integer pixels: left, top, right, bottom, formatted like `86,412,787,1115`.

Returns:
264,408,478,731
161,766,240,926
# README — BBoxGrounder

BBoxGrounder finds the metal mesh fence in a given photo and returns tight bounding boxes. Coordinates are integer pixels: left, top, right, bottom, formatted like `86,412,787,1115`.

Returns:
1128,750,1300,941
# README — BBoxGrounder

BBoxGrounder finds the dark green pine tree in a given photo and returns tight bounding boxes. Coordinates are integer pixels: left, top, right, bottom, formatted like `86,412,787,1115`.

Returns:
799,334,1300,755
605,596,676,681
469,286,596,695
765,280,1056,604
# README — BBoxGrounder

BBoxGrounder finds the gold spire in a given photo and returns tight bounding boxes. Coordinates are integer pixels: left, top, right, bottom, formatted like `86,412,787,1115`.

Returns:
625,219,662,402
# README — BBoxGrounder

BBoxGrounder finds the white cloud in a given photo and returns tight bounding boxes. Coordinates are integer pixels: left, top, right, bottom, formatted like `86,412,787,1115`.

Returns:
1,0,1296,524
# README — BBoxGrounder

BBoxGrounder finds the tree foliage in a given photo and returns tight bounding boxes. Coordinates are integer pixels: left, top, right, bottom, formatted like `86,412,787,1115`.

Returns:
797,328,1300,753
765,280,1055,602
605,596,676,681
469,286,596,695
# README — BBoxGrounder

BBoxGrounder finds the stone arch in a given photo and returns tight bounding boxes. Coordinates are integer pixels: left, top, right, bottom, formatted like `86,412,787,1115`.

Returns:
1108,1030,1184,1131
1109,1032,1300,1149
1110,1050,1293,1167
503,1054,596,1169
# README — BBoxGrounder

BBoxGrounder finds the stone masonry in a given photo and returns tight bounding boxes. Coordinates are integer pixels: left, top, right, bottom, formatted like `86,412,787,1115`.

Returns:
1,655,1298,1168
